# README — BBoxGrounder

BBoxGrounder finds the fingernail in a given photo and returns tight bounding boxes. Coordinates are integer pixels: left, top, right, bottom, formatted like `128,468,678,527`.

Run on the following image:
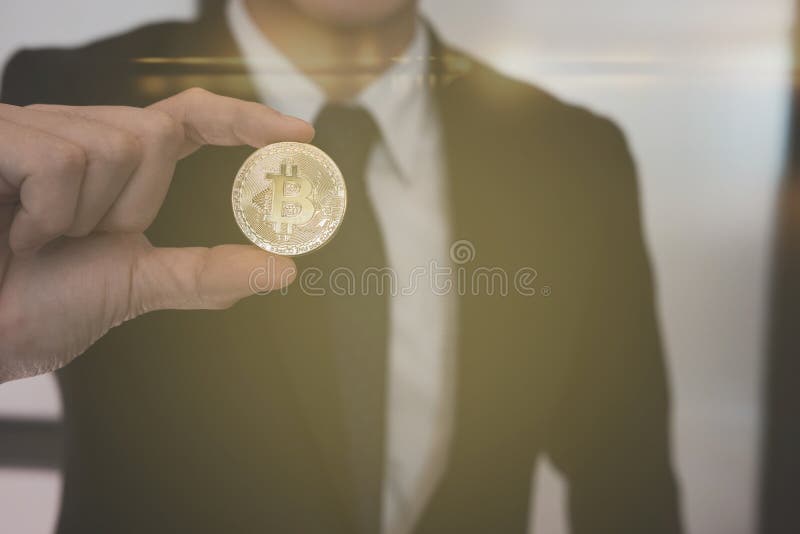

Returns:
281,112,307,124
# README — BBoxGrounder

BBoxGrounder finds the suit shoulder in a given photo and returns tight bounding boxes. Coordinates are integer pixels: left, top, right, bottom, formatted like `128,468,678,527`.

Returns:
449,48,626,144
488,59,622,141
2,20,193,105
446,49,636,202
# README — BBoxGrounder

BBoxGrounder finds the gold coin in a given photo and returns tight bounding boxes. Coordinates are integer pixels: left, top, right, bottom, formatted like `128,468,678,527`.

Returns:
231,142,347,256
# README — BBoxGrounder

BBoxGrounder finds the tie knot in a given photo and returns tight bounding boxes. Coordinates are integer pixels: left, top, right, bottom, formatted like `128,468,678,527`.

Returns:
313,104,381,157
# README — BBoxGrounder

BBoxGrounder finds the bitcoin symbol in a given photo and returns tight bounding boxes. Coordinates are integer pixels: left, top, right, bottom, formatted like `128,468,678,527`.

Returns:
232,142,346,256
264,162,314,234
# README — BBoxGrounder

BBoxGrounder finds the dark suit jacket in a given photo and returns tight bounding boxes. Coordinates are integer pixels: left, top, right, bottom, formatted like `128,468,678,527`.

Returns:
2,7,682,534
761,11,800,529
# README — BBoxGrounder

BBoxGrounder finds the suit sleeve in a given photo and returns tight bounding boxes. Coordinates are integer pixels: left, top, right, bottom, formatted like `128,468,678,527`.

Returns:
544,119,683,534
2,50,48,105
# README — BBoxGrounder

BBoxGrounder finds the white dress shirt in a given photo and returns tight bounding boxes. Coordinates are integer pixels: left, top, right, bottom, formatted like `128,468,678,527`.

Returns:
227,2,456,533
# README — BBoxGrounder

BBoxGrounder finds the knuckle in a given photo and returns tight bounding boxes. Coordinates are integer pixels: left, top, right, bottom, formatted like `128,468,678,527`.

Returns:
181,86,212,102
30,202,73,236
101,129,142,168
45,142,87,177
141,108,183,146
24,142,84,236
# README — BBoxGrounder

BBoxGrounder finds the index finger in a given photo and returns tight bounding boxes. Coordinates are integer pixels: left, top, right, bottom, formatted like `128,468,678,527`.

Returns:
149,87,315,158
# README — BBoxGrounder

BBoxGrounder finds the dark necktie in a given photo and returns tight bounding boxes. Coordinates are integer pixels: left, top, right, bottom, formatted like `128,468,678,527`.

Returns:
304,104,389,533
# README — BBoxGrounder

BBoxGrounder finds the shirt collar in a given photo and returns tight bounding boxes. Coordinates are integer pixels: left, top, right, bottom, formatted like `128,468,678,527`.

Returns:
226,0,432,180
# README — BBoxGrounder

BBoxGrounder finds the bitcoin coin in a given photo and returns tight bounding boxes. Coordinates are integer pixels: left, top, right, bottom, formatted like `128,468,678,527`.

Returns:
231,142,347,256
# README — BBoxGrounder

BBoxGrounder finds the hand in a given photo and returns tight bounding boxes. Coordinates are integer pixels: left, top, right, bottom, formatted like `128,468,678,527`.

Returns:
0,88,312,383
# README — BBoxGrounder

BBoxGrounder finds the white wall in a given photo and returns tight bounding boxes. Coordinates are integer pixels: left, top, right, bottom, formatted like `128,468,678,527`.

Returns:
0,1,794,533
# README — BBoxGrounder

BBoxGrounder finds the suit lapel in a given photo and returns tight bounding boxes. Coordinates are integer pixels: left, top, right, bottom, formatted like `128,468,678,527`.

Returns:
419,33,570,533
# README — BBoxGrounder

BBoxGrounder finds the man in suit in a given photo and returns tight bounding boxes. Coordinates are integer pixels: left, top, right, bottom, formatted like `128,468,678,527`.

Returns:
1,0,682,532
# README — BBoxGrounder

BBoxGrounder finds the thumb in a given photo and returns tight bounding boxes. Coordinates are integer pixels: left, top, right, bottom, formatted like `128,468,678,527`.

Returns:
133,245,296,313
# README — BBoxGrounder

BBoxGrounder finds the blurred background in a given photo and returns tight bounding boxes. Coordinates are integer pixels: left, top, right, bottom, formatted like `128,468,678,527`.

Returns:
0,0,794,533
